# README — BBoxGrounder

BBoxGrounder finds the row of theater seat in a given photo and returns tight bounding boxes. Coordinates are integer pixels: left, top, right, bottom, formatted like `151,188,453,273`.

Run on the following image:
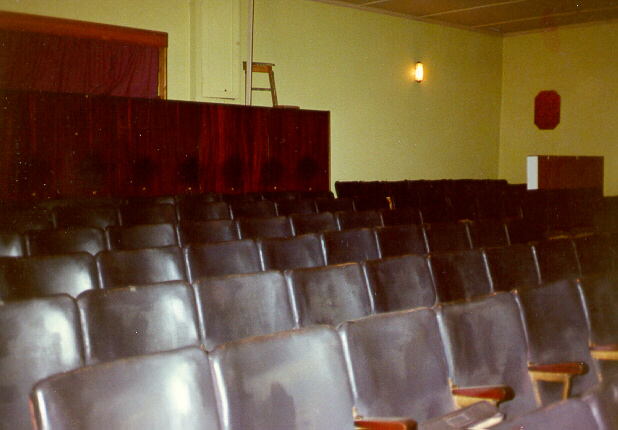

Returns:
1,223,613,303
4,271,618,429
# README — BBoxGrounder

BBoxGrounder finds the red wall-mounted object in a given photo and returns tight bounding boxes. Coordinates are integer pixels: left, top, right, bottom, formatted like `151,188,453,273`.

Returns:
534,90,561,130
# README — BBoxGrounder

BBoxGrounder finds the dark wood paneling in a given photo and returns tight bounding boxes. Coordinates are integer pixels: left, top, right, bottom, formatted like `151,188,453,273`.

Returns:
0,90,330,202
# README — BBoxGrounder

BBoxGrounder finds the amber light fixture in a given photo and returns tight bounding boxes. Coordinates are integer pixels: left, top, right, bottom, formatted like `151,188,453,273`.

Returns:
414,62,423,82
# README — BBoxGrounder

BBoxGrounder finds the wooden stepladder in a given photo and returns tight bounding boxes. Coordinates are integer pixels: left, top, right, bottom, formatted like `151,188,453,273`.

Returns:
243,61,278,106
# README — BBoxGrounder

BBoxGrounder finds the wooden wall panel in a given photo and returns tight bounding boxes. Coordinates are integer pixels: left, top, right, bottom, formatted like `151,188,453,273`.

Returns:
0,90,329,202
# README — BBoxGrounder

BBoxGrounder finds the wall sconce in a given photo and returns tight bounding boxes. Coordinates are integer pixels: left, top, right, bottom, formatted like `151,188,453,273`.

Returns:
414,62,424,82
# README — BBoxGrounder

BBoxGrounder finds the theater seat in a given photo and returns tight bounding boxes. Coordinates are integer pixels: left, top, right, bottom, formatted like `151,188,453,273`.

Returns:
119,203,178,226
176,200,231,221
96,246,187,289
373,224,428,258
275,198,318,216
379,207,422,226
210,326,415,430
339,308,457,423
258,234,325,271
176,219,239,246
336,209,383,230
105,223,179,250
572,233,616,276
0,253,99,300
428,249,494,302
321,228,380,265
54,205,120,229
0,230,25,257
77,281,201,364
30,346,221,430
1,295,84,430
532,237,581,283
236,215,293,239
437,292,539,418
514,280,600,404
362,254,436,312
315,197,356,213
285,262,373,327
423,221,472,253
229,200,277,218
184,239,262,281
466,219,509,248
25,227,107,256
482,243,540,292
193,271,297,349
289,211,339,235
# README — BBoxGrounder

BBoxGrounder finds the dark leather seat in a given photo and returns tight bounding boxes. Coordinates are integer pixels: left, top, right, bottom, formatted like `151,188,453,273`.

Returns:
229,200,277,218
210,326,360,430
362,254,436,312
54,205,120,229
176,200,231,221
184,239,262,281
0,253,99,300
437,292,539,418
572,233,616,276
236,215,294,239
466,219,509,248
374,224,427,257
336,209,384,230
532,237,581,283
0,207,55,233
105,223,179,250
118,203,178,226
0,230,25,257
30,346,221,430
193,271,297,349
339,307,457,423
289,211,339,235
96,246,187,289
514,280,600,404
315,197,355,213
285,262,373,327
504,217,546,244
176,219,239,246
0,295,84,430
25,227,107,256
77,281,201,364
423,221,473,252
274,198,318,216
378,207,422,226
483,243,540,292
428,249,494,302
258,234,325,271
321,228,380,265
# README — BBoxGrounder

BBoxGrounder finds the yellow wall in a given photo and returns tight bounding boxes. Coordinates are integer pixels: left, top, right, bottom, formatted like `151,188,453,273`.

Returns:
500,22,618,195
1,0,503,190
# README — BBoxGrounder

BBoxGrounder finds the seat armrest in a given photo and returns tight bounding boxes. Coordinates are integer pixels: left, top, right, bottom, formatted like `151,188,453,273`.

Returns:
590,344,618,361
528,361,588,400
451,385,514,407
354,418,417,430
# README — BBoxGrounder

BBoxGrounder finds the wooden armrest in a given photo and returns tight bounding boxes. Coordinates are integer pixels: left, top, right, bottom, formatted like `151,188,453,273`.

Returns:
528,362,588,376
451,385,514,407
355,418,417,430
591,344,618,361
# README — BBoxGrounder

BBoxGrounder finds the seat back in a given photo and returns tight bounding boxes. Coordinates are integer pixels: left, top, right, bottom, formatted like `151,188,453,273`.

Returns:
237,215,293,239
583,378,618,430
466,219,509,248
504,217,547,245
176,219,239,246
321,228,380,265
374,224,427,258
96,246,187,289
339,307,456,422
258,234,325,271
77,281,201,364
210,326,355,430
0,295,84,430
229,200,277,218
289,211,339,235
105,223,179,250
379,207,421,226
0,230,25,257
514,280,600,402
315,197,355,213
31,347,221,430
184,239,262,281
0,208,55,233
362,254,436,312
119,203,178,226
54,205,119,229
483,243,540,292
428,249,494,303
176,200,231,221
577,272,618,348
285,262,373,327
194,271,297,349
0,253,99,300
437,292,539,417
532,237,582,283
275,198,318,216
423,221,472,252
25,227,107,256
572,233,616,276
335,209,383,230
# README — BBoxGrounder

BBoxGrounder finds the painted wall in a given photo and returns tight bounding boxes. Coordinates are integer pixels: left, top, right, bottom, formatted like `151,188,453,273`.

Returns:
500,22,618,195
1,0,503,190
0,0,191,101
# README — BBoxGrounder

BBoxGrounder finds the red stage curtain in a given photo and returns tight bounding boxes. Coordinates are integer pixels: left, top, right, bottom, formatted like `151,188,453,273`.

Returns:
0,29,158,98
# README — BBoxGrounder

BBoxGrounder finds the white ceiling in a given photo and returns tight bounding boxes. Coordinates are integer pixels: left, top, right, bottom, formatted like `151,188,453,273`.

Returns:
316,0,618,35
